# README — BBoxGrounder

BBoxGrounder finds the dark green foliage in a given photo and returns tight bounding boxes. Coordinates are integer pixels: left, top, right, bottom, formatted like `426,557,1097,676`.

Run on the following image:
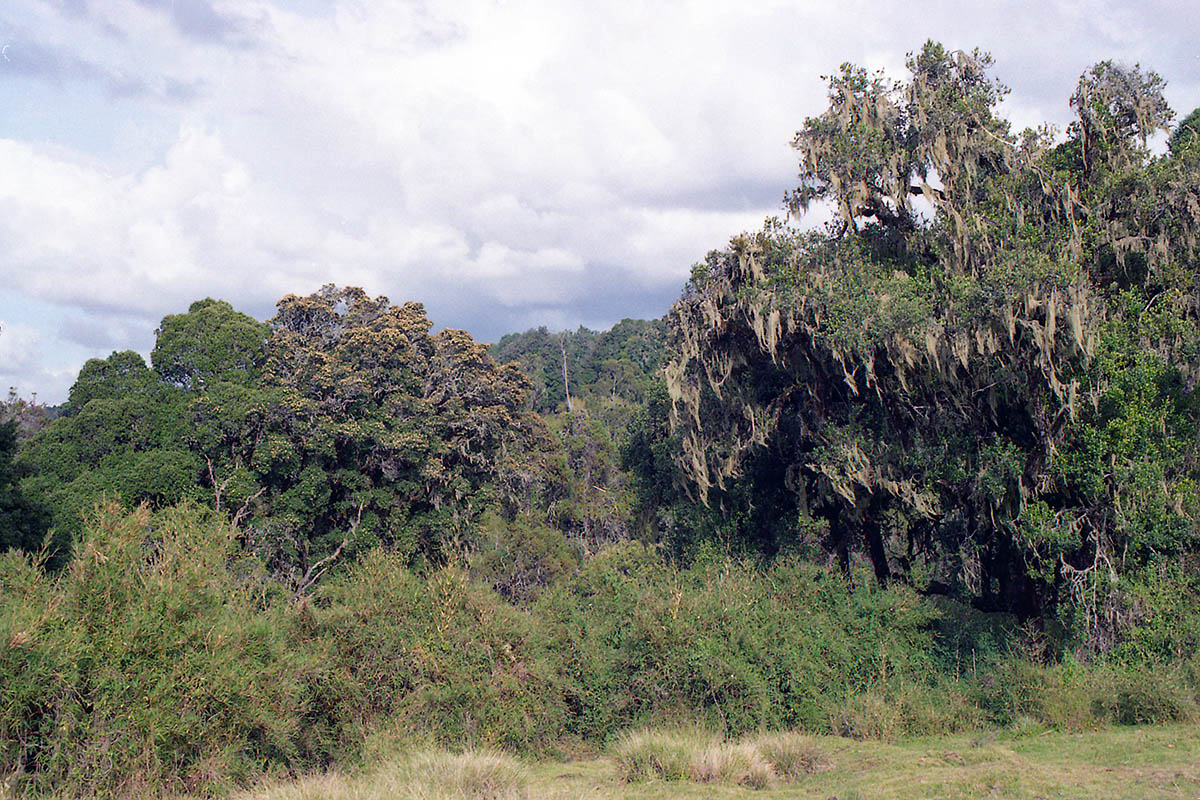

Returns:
66,350,159,412
621,379,690,542
491,326,575,413
238,286,541,575
978,657,1197,730
0,505,567,795
491,318,666,416
18,286,543,578
0,421,49,554
1169,107,1200,156
490,320,668,551
20,352,199,556
664,43,1200,651
313,551,569,753
152,298,270,390
467,512,581,604
538,413,631,546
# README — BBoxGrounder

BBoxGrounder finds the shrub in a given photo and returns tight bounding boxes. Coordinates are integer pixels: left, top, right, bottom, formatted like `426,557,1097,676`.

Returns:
466,512,580,604
1093,665,1197,725
538,542,943,739
978,658,1100,731
0,503,310,796
977,657,1198,730
312,550,568,755
830,681,986,740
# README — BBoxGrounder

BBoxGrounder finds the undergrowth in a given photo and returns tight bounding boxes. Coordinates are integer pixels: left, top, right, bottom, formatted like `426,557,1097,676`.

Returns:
1,504,1197,796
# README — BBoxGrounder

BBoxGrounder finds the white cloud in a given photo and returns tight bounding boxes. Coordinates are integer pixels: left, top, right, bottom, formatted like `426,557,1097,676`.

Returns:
1,0,1198,402
0,320,75,402
0,321,41,372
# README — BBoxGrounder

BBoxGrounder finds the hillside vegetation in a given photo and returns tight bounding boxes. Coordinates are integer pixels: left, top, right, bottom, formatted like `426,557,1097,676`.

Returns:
2,43,1199,797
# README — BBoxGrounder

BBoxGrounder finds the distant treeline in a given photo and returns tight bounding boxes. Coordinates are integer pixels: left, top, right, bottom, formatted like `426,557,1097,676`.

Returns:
490,318,666,414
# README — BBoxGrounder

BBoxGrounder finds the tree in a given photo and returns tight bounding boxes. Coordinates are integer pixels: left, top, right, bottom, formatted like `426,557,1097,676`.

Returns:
152,298,270,390
66,350,159,412
491,319,667,415
21,350,199,555
1168,107,1200,156
230,285,543,578
665,43,1200,646
0,420,49,553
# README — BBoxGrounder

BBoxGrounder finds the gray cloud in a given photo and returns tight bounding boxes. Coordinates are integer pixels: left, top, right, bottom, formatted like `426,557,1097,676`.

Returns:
2,0,1199,404
132,0,253,45
0,35,206,101
0,38,105,81
48,0,88,17
56,313,153,353
419,262,679,344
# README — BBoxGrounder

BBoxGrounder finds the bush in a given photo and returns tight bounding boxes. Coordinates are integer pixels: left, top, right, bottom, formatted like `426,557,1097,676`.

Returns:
1094,665,1197,725
466,512,580,604
977,657,1198,730
1112,567,1200,664
4,503,1196,796
312,550,568,755
829,681,986,740
0,503,311,796
537,542,944,739
0,505,566,795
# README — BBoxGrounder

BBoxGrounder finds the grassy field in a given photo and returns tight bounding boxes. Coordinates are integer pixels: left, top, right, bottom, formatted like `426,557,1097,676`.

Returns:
232,723,1200,800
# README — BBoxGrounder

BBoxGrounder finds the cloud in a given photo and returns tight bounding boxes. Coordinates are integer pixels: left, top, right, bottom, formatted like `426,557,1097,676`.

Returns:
0,321,77,402
2,0,1199,402
0,321,42,373
133,0,245,43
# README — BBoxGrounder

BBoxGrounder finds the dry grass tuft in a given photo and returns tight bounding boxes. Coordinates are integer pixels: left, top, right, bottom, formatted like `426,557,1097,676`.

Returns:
237,750,527,800
610,728,710,782
748,730,831,780
688,742,773,788
404,750,528,800
611,727,832,789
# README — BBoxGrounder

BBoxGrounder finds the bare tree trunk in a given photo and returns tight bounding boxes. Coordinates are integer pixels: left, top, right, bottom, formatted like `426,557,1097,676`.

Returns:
560,334,572,412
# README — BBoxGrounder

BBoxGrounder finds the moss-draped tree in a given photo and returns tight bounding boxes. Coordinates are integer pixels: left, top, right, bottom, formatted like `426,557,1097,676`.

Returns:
665,43,1200,648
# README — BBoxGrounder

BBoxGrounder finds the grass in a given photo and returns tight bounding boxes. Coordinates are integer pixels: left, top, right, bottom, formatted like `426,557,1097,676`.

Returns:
235,750,528,800
610,728,825,787
217,723,1200,800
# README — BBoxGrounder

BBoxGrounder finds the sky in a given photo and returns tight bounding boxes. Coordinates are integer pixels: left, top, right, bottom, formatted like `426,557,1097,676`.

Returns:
1,0,1198,403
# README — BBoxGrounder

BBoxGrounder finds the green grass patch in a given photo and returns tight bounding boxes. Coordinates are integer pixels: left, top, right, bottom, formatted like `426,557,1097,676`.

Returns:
227,724,1200,800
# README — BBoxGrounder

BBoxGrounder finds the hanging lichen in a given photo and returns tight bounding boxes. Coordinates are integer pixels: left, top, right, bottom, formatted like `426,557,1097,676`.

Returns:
664,42,1200,643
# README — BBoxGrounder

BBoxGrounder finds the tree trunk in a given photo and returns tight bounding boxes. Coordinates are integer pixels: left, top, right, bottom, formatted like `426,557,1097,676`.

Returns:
863,492,891,585
560,335,572,412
